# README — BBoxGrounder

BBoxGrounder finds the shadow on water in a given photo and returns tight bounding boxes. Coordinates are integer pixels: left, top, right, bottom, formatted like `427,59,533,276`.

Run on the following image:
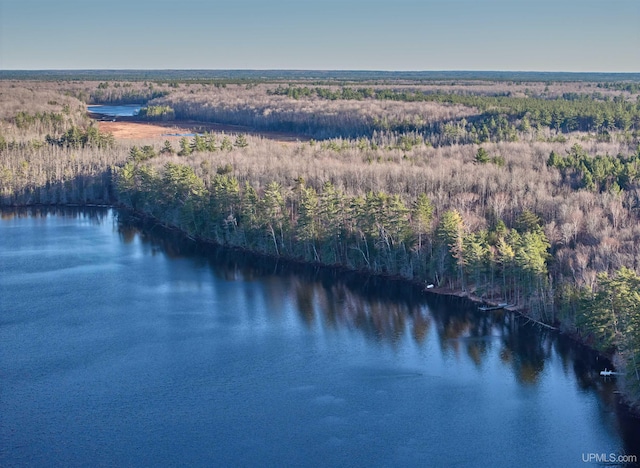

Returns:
7,206,638,462
114,208,640,461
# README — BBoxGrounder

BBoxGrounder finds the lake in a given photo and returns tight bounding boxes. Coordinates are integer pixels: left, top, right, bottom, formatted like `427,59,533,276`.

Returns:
1,208,638,467
87,104,142,117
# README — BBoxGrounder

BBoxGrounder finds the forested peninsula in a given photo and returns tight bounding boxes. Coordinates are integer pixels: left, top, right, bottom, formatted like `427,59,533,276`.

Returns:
1,73,640,407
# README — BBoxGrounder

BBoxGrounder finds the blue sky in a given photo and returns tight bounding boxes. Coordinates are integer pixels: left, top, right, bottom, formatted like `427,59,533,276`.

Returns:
1,0,638,71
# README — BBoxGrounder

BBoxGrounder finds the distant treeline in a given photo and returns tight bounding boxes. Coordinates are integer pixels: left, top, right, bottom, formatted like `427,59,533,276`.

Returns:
147,83,640,145
86,83,169,105
2,69,640,83
271,86,640,135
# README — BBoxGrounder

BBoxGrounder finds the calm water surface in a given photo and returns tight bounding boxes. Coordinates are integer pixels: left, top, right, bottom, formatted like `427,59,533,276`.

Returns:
87,104,141,117
1,209,638,467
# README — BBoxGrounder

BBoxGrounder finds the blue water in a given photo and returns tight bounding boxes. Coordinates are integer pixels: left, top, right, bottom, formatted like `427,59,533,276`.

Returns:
87,104,141,117
0,209,637,467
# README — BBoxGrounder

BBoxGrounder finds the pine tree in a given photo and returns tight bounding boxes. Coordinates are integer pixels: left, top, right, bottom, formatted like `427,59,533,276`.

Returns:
234,133,249,148
160,140,174,155
260,182,287,255
436,210,466,289
178,137,192,156
297,186,320,261
205,132,218,152
190,134,206,153
464,231,489,294
240,182,260,245
412,193,434,252
475,147,490,164
318,182,345,263
220,136,233,151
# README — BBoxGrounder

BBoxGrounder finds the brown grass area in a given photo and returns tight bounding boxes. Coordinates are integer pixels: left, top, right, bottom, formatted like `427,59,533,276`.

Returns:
95,119,306,143
96,121,185,140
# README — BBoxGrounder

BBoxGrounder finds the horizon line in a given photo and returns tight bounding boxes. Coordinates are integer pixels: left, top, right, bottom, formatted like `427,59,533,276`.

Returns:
2,68,640,74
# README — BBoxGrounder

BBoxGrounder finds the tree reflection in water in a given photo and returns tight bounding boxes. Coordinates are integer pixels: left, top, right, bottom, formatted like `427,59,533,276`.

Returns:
116,209,640,449
7,205,620,393
1,205,110,223
116,208,619,390
3,206,637,461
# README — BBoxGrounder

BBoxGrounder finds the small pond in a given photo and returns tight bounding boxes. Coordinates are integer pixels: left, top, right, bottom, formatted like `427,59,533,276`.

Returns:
87,104,142,117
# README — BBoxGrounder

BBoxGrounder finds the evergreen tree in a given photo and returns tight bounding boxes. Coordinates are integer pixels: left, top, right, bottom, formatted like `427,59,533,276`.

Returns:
240,182,260,244
318,182,346,264
160,140,174,155
297,186,320,261
205,133,218,152
436,210,466,289
190,134,206,153
412,193,434,252
464,231,489,293
516,209,542,233
475,147,490,164
234,133,249,148
220,136,233,151
178,137,192,156
260,182,287,255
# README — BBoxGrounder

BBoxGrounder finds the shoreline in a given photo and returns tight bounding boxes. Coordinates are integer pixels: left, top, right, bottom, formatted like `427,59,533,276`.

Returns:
3,201,640,417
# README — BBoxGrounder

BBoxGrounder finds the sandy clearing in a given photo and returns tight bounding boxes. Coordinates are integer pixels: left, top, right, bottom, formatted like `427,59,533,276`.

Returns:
95,119,307,144
96,121,188,140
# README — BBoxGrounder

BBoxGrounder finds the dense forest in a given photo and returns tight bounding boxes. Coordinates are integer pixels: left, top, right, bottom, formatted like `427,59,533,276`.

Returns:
1,76,640,407
149,82,640,143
